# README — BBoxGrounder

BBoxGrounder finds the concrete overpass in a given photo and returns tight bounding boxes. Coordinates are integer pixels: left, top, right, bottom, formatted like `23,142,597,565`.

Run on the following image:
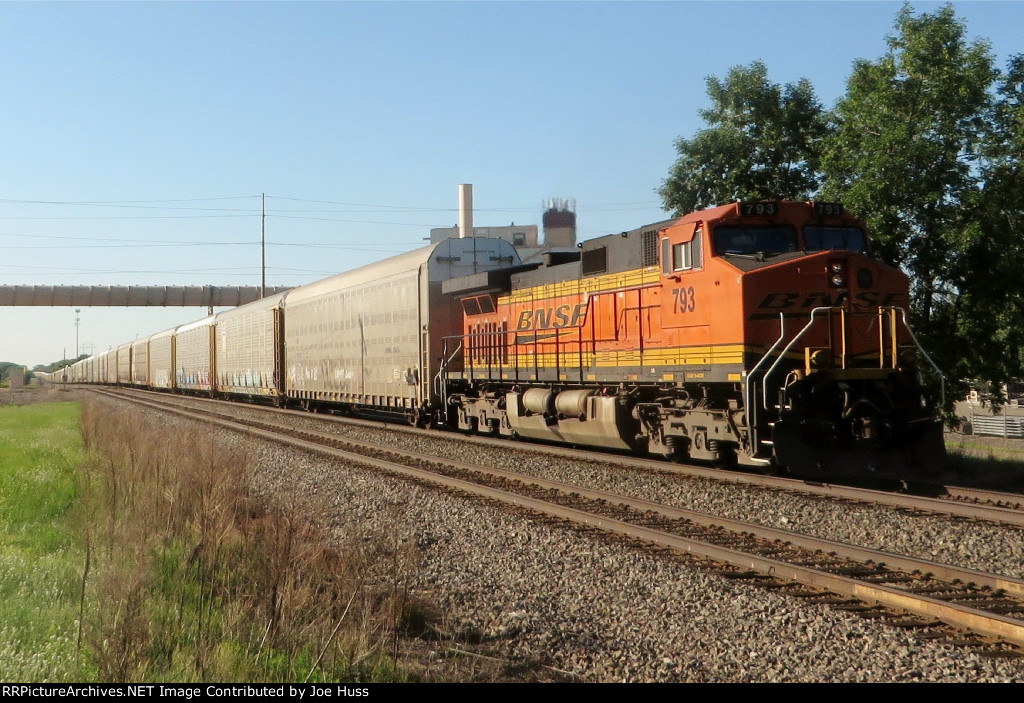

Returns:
0,285,291,308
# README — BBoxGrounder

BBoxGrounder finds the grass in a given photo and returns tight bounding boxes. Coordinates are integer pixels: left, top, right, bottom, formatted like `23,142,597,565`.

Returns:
944,433,1024,491
0,394,441,683
0,401,90,683
75,398,428,683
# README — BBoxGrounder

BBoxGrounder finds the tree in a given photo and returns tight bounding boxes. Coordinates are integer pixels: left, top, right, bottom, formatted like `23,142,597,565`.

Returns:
949,53,1024,391
822,4,995,319
820,4,1022,399
659,61,829,215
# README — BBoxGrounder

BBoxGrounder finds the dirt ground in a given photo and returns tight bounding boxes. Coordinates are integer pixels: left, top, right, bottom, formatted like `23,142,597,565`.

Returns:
0,385,85,406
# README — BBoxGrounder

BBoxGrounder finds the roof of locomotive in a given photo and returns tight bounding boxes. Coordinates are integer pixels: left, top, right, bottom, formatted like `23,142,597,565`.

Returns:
509,218,677,289
667,200,864,228
284,237,521,305
670,200,872,272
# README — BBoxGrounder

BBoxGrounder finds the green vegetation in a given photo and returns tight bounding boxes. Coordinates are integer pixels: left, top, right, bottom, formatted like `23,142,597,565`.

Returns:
0,401,89,683
660,3,1024,405
658,61,827,214
75,400,424,683
946,435,1024,491
0,397,433,683
0,362,28,386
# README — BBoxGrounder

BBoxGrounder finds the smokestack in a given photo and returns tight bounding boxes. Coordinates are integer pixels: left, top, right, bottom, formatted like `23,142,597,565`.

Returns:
459,184,473,238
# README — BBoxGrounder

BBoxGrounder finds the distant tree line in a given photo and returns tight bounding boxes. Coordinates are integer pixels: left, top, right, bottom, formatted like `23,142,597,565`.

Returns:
0,362,28,385
0,356,88,385
660,3,1024,409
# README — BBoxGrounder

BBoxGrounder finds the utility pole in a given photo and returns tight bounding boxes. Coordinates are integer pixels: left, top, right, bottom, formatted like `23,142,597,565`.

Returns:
74,308,81,358
261,192,266,298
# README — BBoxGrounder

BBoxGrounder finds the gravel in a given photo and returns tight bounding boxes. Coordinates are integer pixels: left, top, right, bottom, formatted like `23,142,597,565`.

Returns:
109,396,1024,681
220,404,1024,581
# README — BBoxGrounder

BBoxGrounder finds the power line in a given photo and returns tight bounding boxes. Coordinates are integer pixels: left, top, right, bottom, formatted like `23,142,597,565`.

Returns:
0,214,254,221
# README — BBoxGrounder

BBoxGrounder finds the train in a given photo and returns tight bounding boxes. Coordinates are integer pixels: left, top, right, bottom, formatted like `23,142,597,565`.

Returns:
53,200,947,481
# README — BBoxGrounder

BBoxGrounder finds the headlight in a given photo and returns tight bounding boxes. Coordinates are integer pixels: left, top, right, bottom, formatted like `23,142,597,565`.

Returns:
829,259,847,287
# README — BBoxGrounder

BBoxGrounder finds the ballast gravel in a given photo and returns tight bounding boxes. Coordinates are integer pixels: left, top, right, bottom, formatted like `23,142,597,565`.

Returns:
223,405,1024,582
119,398,1024,682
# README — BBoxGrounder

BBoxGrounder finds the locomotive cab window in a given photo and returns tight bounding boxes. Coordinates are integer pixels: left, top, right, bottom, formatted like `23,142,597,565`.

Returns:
663,228,703,274
713,225,796,256
804,226,867,254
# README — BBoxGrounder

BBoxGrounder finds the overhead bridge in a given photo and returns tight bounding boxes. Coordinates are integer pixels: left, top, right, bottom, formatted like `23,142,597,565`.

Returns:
0,285,292,307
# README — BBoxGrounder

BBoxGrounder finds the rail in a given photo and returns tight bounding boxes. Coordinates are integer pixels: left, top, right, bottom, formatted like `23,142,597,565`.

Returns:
94,387,1024,649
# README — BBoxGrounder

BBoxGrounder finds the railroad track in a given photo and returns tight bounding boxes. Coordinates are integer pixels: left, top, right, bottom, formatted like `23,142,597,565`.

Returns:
101,387,1024,530
92,387,1024,654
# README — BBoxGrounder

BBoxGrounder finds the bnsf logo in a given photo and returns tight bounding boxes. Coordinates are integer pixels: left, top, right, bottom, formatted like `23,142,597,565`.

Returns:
516,303,588,331
755,291,902,311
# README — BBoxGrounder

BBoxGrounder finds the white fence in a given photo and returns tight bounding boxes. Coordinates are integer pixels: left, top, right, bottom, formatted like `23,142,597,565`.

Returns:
967,414,1024,438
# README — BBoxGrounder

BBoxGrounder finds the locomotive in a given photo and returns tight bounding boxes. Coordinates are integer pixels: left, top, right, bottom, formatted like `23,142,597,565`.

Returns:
442,200,946,479
57,200,947,481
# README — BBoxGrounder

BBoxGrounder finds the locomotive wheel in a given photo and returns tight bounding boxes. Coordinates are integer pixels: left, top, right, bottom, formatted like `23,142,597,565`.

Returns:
409,408,430,429
758,457,782,476
711,445,739,470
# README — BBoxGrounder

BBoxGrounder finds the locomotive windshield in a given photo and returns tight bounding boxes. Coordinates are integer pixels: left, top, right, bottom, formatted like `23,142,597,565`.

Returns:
713,225,797,256
804,226,867,253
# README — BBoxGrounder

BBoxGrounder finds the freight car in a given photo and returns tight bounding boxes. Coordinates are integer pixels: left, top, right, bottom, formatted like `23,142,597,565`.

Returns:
77,236,521,419
63,200,946,481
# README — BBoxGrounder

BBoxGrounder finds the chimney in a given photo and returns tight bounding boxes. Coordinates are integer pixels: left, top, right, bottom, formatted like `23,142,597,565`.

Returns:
459,184,473,238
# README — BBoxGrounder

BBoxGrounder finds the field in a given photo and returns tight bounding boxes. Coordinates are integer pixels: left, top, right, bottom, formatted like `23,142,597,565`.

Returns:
0,399,87,682
0,389,428,683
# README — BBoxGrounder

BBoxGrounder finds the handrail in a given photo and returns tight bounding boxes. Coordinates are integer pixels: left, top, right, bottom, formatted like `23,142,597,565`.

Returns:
434,339,463,407
761,306,838,411
891,306,946,408
743,313,787,464
745,316,786,415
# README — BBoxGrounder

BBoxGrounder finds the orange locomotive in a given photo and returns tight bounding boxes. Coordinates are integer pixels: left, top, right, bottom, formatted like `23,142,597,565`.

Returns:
442,201,946,479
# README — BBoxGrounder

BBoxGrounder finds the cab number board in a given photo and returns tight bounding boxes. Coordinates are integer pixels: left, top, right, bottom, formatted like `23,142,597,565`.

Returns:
740,202,779,216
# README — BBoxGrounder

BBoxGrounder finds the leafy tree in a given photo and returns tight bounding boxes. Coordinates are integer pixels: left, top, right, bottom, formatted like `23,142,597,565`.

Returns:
0,362,27,386
950,53,1024,393
659,61,829,215
820,4,1024,401
821,4,995,320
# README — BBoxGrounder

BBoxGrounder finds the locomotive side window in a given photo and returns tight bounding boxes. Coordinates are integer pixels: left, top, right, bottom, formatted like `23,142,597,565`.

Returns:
461,298,482,316
672,230,703,271
713,225,797,255
804,226,867,253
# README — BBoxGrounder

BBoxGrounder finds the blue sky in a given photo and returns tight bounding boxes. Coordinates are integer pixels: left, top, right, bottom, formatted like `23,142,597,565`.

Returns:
2,1,1022,367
